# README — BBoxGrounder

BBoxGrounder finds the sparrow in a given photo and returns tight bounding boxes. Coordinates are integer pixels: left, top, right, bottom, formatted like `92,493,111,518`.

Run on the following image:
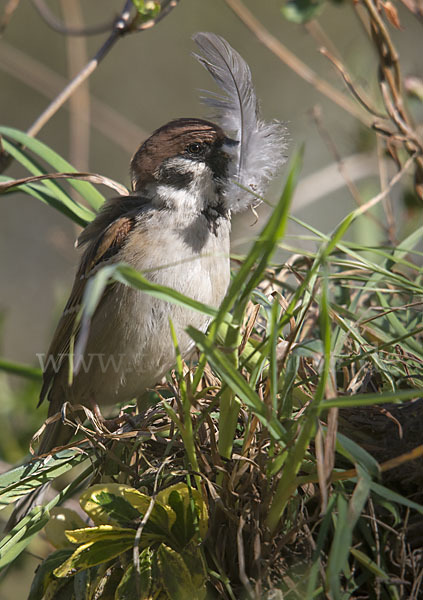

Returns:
7,32,286,528
36,116,234,456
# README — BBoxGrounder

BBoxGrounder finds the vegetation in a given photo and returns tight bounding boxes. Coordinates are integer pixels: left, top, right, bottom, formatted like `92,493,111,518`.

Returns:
0,1,422,598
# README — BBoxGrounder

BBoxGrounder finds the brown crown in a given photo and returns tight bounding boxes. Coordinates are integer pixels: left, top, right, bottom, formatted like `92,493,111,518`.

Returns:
130,118,226,191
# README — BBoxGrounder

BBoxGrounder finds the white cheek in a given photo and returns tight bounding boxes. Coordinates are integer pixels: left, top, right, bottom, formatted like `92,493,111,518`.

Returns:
166,156,207,176
155,184,200,213
155,158,218,214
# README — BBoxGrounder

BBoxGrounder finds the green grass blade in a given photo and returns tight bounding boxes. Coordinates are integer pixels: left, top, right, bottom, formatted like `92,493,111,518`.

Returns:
187,326,285,441
0,449,89,508
0,127,105,210
0,144,95,225
0,464,93,570
320,388,422,410
327,470,371,600
0,358,42,382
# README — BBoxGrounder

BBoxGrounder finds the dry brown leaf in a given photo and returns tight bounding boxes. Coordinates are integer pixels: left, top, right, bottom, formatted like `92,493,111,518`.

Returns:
383,1,402,29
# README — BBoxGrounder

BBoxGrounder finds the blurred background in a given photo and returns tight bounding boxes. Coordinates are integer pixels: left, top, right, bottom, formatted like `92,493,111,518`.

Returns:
1,0,421,375
0,0,422,595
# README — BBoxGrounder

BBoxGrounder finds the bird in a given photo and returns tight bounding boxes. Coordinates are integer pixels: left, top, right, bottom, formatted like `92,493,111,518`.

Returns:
7,32,286,529
37,116,234,455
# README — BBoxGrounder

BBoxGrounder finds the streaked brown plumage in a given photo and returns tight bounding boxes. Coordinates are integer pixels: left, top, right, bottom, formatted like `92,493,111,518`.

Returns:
38,118,232,454
7,31,286,531
6,119,233,529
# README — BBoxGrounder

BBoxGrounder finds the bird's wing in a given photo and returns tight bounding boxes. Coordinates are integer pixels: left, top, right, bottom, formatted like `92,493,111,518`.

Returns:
39,196,148,405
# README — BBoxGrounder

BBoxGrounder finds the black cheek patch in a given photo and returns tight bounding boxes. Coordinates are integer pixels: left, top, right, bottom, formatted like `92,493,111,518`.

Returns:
160,167,194,189
207,148,229,180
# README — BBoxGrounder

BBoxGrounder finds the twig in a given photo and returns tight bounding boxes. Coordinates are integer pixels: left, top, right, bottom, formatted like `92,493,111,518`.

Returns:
320,46,386,119
353,0,423,197
0,39,147,153
26,0,179,139
133,459,169,593
61,0,90,172
236,515,255,600
133,495,156,589
32,0,114,36
354,152,417,217
0,172,129,196
304,20,341,60
293,152,378,211
376,134,396,243
26,0,132,138
361,0,401,88
0,0,20,33
223,0,372,126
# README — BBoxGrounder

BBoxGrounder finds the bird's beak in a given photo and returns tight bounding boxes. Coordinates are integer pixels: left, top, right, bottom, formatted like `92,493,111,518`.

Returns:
223,136,239,148
222,136,239,162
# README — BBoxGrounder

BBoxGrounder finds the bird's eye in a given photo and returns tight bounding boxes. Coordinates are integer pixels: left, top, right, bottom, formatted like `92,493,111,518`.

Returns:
186,142,202,155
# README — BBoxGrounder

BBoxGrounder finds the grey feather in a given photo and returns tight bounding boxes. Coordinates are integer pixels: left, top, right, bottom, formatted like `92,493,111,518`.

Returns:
193,32,287,212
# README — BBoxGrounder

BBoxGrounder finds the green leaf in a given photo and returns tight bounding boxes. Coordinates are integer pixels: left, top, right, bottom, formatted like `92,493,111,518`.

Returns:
335,432,380,479
305,495,337,599
115,549,153,600
0,507,51,570
74,569,91,600
0,449,88,509
28,549,74,600
320,388,422,410
44,507,86,549
0,127,105,210
180,545,208,597
350,547,390,580
0,463,93,570
281,0,326,23
0,175,93,227
157,483,208,542
86,492,143,525
65,525,136,545
327,470,371,599
157,544,197,599
75,263,220,365
54,536,135,578
168,490,195,546
79,484,172,542
114,264,218,318
132,0,161,19
214,146,303,329
370,481,423,514
79,483,149,525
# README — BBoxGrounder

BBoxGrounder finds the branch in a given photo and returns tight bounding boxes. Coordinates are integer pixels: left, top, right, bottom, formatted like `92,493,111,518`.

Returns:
0,172,129,196
0,39,147,153
25,0,180,139
223,0,372,126
31,0,114,36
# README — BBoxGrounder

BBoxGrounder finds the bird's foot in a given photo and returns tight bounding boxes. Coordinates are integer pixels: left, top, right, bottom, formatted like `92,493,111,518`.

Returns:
91,403,136,433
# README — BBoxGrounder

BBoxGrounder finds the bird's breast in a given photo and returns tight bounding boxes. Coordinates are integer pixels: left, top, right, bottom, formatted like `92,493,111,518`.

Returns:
81,211,231,405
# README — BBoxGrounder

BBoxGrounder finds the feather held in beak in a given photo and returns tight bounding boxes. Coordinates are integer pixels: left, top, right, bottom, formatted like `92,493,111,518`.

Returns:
192,32,287,212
